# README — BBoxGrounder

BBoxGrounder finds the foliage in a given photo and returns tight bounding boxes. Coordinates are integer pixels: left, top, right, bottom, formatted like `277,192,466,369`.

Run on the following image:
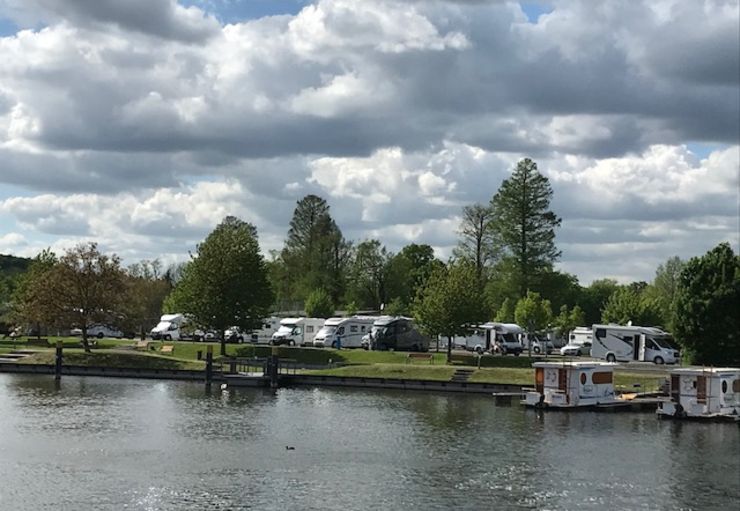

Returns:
383,297,407,316
304,288,335,318
494,297,515,322
673,243,740,366
454,203,497,284
514,291,552,333
343,301,359,316
532,270,581,314
8,249,58,335
281,195,351,305
601,286,663,326
489,158,561,297
647,256,684,331
121,260,172,338
553,304,586,339
166,216,274,355
345,239,390,310
413,262,482,361
577,278,620,325
384,243,442,311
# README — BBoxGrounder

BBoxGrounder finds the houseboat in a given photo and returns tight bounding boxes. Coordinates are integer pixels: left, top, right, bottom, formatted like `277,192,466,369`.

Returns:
657,367,740,421
524,361,619,408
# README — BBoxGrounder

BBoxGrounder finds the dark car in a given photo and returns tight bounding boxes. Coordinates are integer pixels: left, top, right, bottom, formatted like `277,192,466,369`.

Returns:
370,317,429,352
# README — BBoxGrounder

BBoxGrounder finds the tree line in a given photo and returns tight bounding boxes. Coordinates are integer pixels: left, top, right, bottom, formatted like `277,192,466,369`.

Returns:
3,158,738,364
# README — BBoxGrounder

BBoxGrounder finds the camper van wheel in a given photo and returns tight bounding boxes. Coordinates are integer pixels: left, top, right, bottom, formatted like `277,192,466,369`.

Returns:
289,340,295,347
475,346,483,355
164,334,171,341
606,354,616,363
97,332,104,339
654,356,664,365
533,346,541,354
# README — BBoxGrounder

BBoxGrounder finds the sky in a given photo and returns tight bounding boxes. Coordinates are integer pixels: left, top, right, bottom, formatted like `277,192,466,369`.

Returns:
0,0,737,285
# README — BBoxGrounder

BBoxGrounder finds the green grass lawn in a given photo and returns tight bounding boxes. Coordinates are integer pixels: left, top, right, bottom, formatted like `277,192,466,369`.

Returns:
303,363,457,381
17,349,205,371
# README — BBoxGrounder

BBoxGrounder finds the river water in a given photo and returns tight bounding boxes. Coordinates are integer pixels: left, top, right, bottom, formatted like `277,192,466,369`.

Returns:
0,374,738,510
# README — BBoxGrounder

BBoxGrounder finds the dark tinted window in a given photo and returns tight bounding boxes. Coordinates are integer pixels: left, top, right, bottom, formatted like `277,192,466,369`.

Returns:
595,329,606,338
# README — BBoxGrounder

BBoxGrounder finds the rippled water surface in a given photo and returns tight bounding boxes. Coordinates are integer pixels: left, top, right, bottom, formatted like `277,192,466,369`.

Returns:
0,374,738,510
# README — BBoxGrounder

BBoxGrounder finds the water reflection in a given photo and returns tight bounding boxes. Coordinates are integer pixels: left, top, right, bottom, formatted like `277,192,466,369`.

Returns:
0,374,738,510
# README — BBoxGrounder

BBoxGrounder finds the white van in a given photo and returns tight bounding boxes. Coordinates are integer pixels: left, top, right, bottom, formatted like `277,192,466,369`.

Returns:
313,316,374,348
569,327,593,346
591,324,680,364
150,314,185,341
271,318,325,346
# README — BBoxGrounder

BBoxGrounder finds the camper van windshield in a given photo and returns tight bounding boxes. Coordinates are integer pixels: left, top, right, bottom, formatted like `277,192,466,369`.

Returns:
652,335,678,350
317,326,336,337
276,325,293,336
371,326,387,337
154,321,170,331
500,333,517,343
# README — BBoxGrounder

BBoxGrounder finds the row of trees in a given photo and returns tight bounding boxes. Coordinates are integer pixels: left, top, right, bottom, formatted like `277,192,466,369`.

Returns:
4,158,738,365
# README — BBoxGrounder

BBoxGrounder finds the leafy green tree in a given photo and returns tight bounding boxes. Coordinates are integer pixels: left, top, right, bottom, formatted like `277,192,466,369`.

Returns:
532,270,582,314
281,195,350,305
577,278,620,325
454,203,497,285
414,262,481,362
494,297,515,322
343,301,359,316
514,291,553,356
304,288,334,318
383,297,407,316
553,304,585,340
345,239,390,310
122,260,172,339
8,249,58,339
601,286,662,326
16,243,126,352
647,256,684,331
674,243,740,366
167,216,274,356
490,158,561,298
384,243,442,311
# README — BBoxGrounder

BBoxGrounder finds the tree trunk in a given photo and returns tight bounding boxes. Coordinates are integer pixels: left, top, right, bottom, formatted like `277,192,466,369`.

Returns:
82,324,91,353
220,329,226,357
447,335,453,363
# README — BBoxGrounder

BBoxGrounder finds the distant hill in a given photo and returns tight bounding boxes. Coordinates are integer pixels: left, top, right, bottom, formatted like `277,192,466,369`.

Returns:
0,254,31,277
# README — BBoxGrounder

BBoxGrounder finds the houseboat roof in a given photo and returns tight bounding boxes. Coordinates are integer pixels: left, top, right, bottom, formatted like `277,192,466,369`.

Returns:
669,367,740,376
532,361,616,370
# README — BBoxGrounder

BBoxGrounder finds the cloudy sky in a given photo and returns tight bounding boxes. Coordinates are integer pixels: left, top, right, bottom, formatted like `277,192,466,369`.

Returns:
0,0,737,284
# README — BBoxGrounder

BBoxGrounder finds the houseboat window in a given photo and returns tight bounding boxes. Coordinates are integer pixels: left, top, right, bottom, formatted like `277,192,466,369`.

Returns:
733,379,740,392
595,328,606,339
722,381,728,393
580,373,587,385
592,372,613,384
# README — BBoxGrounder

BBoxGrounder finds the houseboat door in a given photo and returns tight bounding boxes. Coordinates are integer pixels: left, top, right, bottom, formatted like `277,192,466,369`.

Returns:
671,374,680,402
696,375,707,404
535,367,544,393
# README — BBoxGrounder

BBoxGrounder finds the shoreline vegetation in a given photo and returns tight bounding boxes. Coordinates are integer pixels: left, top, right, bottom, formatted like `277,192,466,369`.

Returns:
0,337,666,392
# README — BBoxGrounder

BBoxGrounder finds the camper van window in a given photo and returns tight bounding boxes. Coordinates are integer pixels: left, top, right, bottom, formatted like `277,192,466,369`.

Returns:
307,326,314,333
645,339,658,350
595,328,606,339
361,326,366,332
338,327,345,335
350,325,358,333
570,334,575,341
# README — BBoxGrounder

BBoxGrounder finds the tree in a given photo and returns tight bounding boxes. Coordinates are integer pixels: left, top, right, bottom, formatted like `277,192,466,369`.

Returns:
490,158,561,297
648,256,684,331
345,239,390,310
414,262,480,362
281,195,350,305
8,249,58,339
674,243,740,366
454,203,497,285
16,244,126,352
122,260,172,339
384,243,442,311
553,304,585,341
577,278,620,325
167,216,274,356
514,291,553,356
601,286,662,327
304,288,334,318
494,297,515,322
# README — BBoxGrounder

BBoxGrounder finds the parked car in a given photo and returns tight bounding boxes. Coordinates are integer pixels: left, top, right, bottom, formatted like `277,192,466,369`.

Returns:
71,324,126,339
560,341,592,357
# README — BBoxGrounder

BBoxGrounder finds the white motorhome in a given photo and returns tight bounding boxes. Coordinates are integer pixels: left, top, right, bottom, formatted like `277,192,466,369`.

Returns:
150,314,186,341
591,324,680,364
569,327,593,346
225,317,281,344
313,316,374,348
453,323,523,355
271,318,325,346
524,361,619,408
657,367,740,421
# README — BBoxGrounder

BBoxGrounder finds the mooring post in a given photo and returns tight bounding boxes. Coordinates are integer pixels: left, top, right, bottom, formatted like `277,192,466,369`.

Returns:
205,345,213,386
270,346,279,389
54,340,63,381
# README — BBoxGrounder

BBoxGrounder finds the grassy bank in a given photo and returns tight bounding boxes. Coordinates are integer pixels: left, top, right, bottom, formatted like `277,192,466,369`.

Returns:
17,349,205,371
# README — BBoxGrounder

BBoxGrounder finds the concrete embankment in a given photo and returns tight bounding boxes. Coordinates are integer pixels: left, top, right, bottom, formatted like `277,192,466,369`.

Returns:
0,362,208,381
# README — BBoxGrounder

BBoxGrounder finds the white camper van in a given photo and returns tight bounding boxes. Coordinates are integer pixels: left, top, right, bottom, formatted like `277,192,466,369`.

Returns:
271,318,325,346
452,323,524,355
591,324,680,364
313,316,374,348
569,327,593,346
150,314,186,341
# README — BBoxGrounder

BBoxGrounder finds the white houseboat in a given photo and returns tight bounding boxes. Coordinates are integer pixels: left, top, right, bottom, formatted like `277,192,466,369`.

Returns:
524,361,619,408
657,367,740,421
